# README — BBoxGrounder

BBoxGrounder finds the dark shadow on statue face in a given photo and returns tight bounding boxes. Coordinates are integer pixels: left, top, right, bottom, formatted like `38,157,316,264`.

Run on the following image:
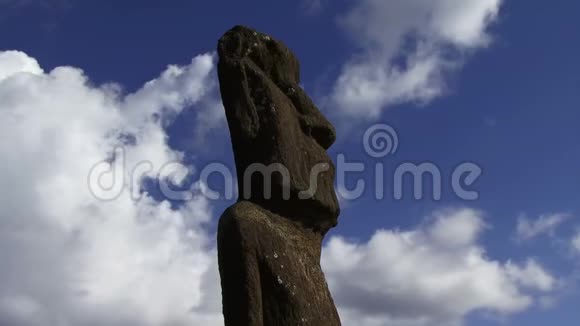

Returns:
217,26,340,234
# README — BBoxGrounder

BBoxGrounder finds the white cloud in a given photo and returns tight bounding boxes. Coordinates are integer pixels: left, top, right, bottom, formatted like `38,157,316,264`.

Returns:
0,50,223,325
322,208,556,326
0,51,43,82
515,213,571,242
330,0,503,118
0,49,560,326
572,231,580,254
505,260,556,292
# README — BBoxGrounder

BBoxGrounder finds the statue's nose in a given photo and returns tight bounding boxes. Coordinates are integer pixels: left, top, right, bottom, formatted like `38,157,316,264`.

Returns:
302,116,336,150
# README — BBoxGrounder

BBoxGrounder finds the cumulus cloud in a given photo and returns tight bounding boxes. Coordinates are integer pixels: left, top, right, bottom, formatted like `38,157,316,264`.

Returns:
323,208,556,326
515,213,571,242
0,50,223,325
0,50,557,326
505,260,556,292
0,51,43,81
330,0,503,118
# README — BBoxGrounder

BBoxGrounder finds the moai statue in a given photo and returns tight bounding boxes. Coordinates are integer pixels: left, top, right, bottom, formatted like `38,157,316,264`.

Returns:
217,25,341,326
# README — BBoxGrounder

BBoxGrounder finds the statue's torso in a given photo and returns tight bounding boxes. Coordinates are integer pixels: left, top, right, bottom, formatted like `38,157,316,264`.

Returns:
218,201,341,326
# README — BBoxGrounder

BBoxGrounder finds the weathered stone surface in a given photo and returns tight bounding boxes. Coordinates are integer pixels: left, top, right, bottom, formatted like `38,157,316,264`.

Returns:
217,25,341,326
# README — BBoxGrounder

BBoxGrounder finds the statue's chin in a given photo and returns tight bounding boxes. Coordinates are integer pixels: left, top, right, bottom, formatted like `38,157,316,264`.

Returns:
247,181,339,233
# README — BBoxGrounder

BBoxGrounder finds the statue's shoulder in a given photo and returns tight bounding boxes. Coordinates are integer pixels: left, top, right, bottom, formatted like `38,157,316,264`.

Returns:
219,201,270,230
218,201,271,251
220,201,301,241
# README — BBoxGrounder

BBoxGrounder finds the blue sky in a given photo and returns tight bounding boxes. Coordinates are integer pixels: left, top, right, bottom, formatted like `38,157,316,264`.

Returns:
0,1,579,325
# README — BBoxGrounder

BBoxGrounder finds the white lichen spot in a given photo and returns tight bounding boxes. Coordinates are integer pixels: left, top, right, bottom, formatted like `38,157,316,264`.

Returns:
277,275,283,285
273,252,279,259
263,35,271,41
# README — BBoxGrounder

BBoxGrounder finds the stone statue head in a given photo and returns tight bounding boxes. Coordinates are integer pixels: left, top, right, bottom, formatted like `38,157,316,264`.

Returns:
217,25,339,233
